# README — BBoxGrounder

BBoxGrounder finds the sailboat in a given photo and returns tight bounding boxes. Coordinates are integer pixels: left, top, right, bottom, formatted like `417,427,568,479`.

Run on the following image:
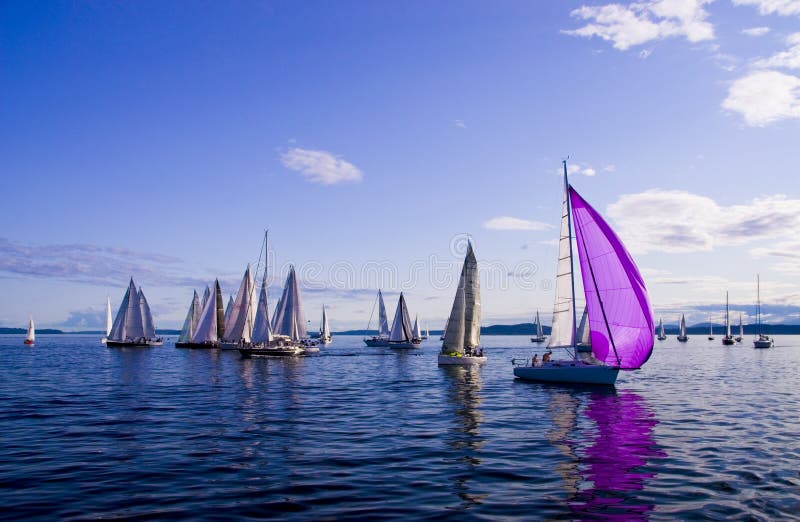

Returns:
657,317,667,340
319,305,332,345
707,314,715,340
388,293,421,349
722,292,735,345
175,290,202,348
364,290,391,347
271,265,318,351
422,324,429,340
439,241,486,365
513,161,654,385
677,314,688,342
101,296,112,344
412,315,423,342
106,278,164,347
754,275,773,349
178,279,225,348
735,314,743,343
530,310,546,343
440,318,448,341
24,316,35,345
220,265,257,350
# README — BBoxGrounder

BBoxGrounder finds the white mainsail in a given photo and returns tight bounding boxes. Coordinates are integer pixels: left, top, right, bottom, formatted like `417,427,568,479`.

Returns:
26,316,35,343
201,286,211,309
576,308,591,346
251,276,274,344
535,311,543,338
192,280,221,343
224,265,256,343
224,295,234,324
725,292,731,338
272,266,307,341
548,178,576,348
178,290,201,343
377,290,390,337
739,314,744,338
659,318,665,337
109,279,145,342
105,296,112,337
321,305,330,339
138,288,156,339
442,242,480,354
679,314,687,337
389,293,414,342
413,315,422,340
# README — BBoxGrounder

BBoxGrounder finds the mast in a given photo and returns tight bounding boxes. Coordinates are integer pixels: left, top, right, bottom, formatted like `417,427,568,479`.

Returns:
726,291,731,337
757,274,761,335
564,160,578,354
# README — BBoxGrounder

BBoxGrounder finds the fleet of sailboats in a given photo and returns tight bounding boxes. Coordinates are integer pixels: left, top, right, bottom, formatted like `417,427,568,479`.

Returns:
106,278,163,347
513,161,654,385
439,241,485,365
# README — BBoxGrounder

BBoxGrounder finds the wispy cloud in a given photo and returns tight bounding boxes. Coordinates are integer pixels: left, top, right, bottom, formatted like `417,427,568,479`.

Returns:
0,237,216,288
753,32,800,70
563,0,714,51
722,70,800,126
733,0,800,16
280,147,363,185
454,119,467,128
639,48,653,59
483,216,553,231
741,26,771,36
606,190,800,254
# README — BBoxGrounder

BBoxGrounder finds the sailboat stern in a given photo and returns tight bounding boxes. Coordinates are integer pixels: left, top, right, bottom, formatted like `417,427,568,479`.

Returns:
514,361,619,385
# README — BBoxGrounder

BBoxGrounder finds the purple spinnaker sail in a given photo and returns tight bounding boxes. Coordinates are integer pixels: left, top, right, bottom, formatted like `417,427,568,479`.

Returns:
569,187,654,369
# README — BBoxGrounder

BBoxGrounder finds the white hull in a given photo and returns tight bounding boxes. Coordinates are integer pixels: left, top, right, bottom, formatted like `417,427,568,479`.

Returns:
754,338,773,349
514,360,619,385
437,354,486,366
303,346,320,353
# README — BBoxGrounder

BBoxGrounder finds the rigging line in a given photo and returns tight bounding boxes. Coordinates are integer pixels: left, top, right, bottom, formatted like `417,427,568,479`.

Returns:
574,204,622,368
365,291,378,332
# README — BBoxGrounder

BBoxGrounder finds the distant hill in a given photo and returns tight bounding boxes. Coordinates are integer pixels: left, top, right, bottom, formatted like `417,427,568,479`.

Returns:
335,323,551,336
0,328,182,335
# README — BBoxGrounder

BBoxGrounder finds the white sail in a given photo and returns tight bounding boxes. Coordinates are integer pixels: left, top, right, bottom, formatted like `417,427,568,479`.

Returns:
377,290,390,336
442,242,481,353
576,307,591,346
659,318,665,337
321,305,330,338
178,290,200,343
739,314,744,337
109,279,145,341
725,292,731,338
272,266,307,341
224,295,234,324
201,286,211,309
251,276,274,344
548,180,575,348
680,314,686,337
105,296,112,336
389,293,414,342
224,265,256,343
192,282,220,343
26,316,35,342
413,315,422,339
138,288,156,339
535,311,543,337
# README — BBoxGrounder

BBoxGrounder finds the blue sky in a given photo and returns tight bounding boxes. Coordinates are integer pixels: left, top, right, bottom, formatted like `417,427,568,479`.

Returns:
2,0,800,331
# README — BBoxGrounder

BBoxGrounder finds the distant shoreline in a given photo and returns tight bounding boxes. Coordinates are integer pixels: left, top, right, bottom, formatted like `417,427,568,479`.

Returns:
5,323,800,336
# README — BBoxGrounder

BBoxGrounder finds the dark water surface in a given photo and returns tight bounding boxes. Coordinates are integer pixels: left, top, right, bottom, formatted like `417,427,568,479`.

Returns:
1,334,799,520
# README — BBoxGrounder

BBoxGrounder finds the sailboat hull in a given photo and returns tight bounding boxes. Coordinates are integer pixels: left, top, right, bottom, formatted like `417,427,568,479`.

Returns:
388,340,421,349
657,335,667,340
106,339,160,348
754,338,773,349
175,341,219,349
514,361,619,385
530,336,546,343
24,340,34,345
722,337,735,345
364,337,390,347
437,354,486,366
239,345,305,357
677,336,688,342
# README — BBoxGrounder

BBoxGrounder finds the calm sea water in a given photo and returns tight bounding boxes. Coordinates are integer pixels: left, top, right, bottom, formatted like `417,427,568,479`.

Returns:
1,334,799,520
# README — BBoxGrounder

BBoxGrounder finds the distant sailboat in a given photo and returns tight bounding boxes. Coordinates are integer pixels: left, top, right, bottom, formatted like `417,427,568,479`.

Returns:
439,318,448,341
175,290,202,348
735,314,743,343
722,292,735,345
530,310,546,343
220,265,257,350
439,241,486,365
514,161,654,385
708,314,715,340
101,295,112,344
388,293,421,349
753,275,773,349
677,314,688,342
106,278,164,347
575,308,591,352
24,316,35,345
412,315,423,341
657,317,667,341
422,324,429,340
319,305,332,345
364,289,391,347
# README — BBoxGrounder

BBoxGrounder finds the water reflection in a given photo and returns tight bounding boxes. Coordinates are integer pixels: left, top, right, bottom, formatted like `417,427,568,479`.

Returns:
441,366,487,507
547,388,665,519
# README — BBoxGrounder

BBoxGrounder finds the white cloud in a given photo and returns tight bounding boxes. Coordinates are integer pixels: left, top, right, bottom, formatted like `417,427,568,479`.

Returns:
722,70,800,126
733,0,800,16
564,0,715,51
603,164,617,172
606,189,800,254
742,26,771,36
639,48,653,59
484,216,553,231
454,119,467,128
754,32,800,70
280,147,363,185
558,162,600,177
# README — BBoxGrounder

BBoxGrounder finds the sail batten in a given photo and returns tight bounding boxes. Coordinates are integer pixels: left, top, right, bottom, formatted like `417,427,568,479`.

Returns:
569,187,654,369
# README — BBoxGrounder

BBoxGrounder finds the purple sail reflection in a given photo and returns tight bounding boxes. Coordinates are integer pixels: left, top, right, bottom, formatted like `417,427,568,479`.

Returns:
569,187,655,369
570,391,666,519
